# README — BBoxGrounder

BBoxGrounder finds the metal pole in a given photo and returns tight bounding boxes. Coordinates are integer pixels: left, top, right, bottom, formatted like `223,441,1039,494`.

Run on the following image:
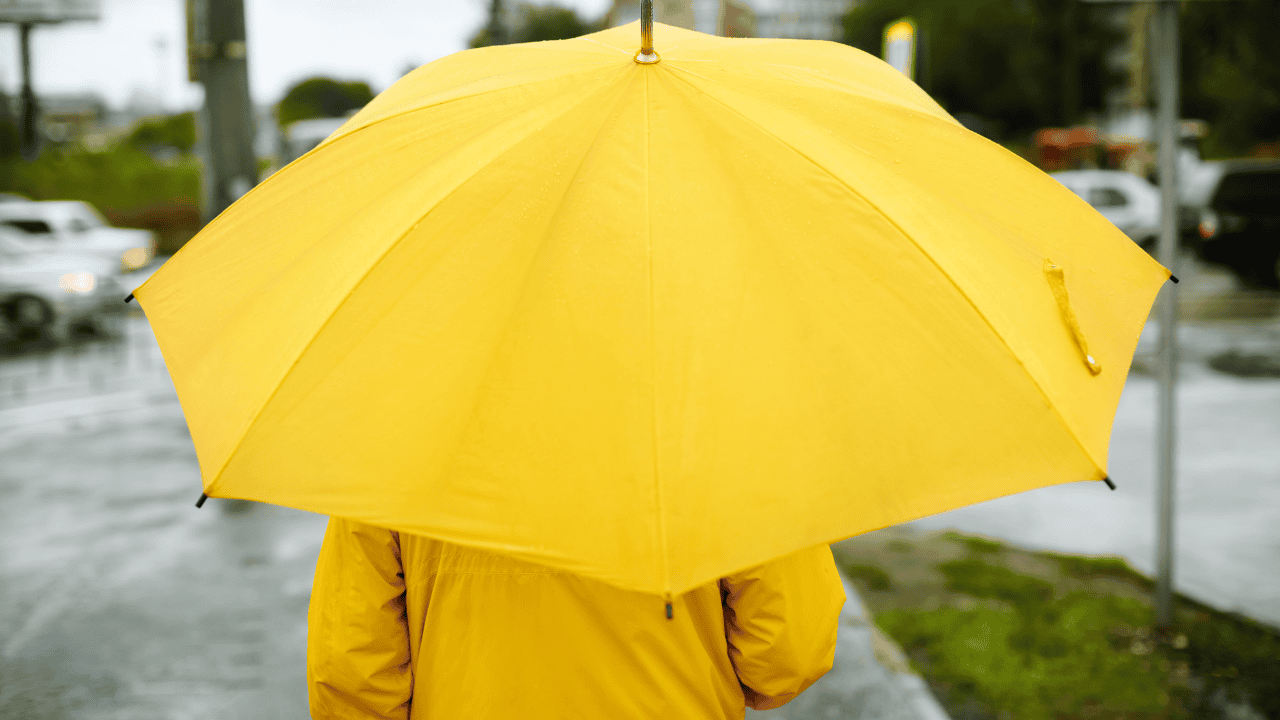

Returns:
18,23,39,161
636,0,658,63
640,0,654,54
1152,0,1179,632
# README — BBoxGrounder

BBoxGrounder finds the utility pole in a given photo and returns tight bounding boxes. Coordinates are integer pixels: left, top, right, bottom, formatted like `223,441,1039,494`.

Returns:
189,0,258,224
18,23,37,161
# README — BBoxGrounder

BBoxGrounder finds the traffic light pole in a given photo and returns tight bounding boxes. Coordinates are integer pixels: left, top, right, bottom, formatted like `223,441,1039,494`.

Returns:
189,0,258,224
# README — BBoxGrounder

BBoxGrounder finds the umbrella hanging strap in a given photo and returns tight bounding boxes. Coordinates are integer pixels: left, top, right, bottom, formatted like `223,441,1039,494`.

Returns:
1044,261,1102,376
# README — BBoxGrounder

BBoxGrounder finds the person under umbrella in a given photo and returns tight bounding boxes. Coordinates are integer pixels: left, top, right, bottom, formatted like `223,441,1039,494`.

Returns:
308,519,844,718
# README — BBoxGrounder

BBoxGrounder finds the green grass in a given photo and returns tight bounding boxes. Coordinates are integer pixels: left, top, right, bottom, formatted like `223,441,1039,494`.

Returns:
896,557,1174,718
844,532,1280,719
942,531,1003,556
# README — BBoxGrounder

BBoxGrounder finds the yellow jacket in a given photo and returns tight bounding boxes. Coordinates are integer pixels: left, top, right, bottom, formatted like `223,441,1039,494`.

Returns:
308,517,845,719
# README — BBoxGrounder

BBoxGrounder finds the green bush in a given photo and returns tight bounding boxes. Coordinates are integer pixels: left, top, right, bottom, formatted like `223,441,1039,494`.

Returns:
128,113,197,154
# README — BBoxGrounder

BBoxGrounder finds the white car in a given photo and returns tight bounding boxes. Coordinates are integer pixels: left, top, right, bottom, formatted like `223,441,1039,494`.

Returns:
0,200,156,273
0,227,125,343
1051,170,1161,249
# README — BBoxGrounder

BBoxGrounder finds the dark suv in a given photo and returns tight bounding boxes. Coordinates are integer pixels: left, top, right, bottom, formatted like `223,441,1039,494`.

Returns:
1195,161,1280,287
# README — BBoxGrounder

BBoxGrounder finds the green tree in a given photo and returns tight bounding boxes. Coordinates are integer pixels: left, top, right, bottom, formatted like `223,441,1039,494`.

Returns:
276,77,375,129
841,0,1122,139
471,2,601,48
1181,2,1280,157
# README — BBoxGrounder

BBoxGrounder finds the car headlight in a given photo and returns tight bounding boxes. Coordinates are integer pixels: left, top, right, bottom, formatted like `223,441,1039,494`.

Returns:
1198,210,1219,239
122,247,152,270
59,271,96,294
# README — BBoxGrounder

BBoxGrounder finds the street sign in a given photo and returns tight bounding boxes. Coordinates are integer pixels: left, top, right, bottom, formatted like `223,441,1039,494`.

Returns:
0,0,99,24
882,18,916,80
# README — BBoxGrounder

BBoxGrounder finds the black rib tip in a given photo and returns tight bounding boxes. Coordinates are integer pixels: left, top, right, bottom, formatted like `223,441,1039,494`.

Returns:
665,602,673,620
195,492,208,508
1103,476,1116,491
1169,275,1180,284
124,292,134,303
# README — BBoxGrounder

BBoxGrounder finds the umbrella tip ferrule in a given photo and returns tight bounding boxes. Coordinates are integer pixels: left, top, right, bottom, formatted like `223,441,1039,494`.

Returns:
665,602,673,620
124,292,134,304
1103,476,1116,491
1169,274,1180,284
195,492,209,508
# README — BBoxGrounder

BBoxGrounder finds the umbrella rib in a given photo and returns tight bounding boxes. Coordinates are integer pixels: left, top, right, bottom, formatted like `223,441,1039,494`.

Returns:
665,61,953,126
659,68,1107,478
202,77,633,496
643,69,673,601
578,37,634,56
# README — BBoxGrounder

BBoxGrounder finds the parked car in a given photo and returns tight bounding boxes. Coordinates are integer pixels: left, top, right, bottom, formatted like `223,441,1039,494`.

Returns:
0,200,156,273
0,227,125,342
1051,170,1162,248
1194,160,1280,288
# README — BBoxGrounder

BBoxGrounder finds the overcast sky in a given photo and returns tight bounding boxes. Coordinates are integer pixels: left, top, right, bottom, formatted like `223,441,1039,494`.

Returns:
0,0,615,111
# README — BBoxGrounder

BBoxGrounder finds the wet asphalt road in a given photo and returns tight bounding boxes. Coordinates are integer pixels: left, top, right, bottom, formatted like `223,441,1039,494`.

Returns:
0,314,325,719
0,256,1277,718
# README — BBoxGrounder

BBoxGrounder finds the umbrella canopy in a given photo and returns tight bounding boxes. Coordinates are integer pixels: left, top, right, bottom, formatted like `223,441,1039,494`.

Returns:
135,21,1169,597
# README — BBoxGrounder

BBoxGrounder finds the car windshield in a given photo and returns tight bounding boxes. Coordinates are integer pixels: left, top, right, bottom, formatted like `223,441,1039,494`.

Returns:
1088,187,1129,208
3,219,53,234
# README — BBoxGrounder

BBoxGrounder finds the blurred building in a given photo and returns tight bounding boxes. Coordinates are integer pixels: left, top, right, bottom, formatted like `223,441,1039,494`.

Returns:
754,0,856,41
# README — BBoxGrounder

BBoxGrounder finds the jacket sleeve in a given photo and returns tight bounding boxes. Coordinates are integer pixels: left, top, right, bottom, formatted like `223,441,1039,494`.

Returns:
720,544,845,710
308,517,413,719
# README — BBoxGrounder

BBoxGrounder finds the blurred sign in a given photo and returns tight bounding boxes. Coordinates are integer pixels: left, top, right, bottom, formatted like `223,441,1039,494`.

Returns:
0,0,98,23
882,18,916,80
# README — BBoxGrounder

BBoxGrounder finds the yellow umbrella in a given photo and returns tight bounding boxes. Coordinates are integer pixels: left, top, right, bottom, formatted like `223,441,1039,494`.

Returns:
134,19,1169,598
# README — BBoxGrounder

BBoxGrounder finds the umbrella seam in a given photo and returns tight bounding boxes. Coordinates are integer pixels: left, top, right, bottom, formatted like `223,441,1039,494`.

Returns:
202,72,635,496
659,66,1107,478
643,69,673,599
